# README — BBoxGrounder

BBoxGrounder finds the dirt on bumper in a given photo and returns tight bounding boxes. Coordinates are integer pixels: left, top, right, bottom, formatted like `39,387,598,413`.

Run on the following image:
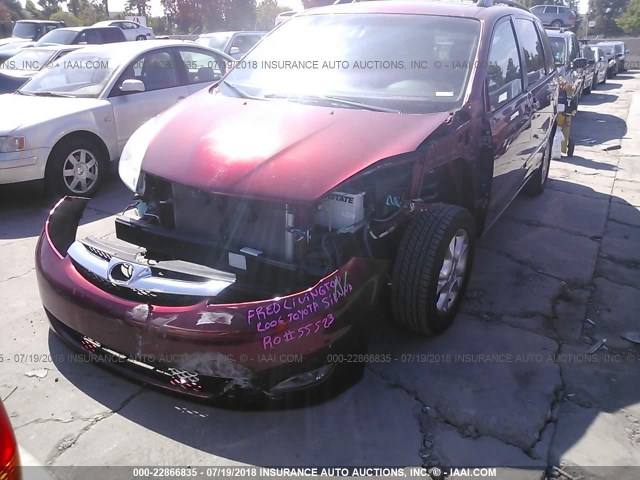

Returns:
36,197,385,399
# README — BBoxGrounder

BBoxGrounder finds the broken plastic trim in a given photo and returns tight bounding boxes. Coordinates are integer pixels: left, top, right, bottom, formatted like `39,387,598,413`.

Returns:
269,364,335,393
67,240,235,298
45,196,90,257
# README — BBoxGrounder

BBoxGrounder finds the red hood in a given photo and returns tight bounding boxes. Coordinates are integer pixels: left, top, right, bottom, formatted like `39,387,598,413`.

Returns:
142,90,450,202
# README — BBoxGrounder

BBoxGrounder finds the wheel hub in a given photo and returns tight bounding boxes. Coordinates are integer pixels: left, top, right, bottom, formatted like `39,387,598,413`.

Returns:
436,229,469,313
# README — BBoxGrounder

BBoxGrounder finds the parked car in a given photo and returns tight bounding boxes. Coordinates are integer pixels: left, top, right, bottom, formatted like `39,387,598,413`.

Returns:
588,45,608,87
36,0,559,401
580,43,596,94
596,41,628,72
93,20,155,41
530,5,577,28
0,26,127,65
597,43,619,77
0,41,232,196
546,28,587,105
195,31,266,59
35,26,126,47
0,45,84,94
275,11,297,27
0,398,21,480
0,20,65,48
0,21,68,65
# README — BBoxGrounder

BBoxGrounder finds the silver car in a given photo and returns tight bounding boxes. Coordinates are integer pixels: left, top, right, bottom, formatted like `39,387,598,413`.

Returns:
0,40,231,196
597,41,628,72
93,20,155,41
530,5,577,28
195,31,266,59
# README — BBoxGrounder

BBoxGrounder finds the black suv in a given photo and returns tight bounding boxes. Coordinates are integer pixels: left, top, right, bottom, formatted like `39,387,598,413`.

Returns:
35,26,127,46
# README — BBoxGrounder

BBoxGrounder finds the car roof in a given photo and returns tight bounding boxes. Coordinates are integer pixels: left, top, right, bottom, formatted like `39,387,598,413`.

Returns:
16,20,63,24
66,39,234,59
545,29,575,38
298,0,531,21
28,44,85,52
199,31,266,37
54,26,121,32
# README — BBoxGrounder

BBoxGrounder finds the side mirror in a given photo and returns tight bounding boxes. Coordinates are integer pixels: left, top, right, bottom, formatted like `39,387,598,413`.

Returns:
119,79,145,93
229,46,240,55
599,56,605,62
616,53,623,58
587,59,595,65
572,58,587,69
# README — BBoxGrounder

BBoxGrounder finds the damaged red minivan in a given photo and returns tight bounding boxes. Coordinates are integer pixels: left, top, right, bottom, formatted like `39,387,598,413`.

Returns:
36,1,558,400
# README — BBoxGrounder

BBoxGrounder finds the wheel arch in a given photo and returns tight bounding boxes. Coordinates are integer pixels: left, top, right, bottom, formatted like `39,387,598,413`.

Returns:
48,130,110,167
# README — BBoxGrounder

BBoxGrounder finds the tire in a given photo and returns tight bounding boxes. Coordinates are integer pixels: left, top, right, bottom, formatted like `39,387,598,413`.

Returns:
567,138,575,157
136,35,147,41
551,20,563,27
45,137,105,197
391,205,475,336
524,135,552,196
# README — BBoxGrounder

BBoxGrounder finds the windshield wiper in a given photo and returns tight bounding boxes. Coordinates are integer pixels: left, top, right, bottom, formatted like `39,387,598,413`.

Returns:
220,80,263,100
264,93,401,113
31,91,75,97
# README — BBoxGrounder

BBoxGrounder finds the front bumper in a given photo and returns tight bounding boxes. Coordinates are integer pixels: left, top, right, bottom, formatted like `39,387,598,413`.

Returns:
0,147,50,184
36,197,385,399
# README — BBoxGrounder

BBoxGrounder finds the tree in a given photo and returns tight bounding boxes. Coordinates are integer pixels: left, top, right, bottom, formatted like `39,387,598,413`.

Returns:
76,0,109,24
256,0,289,30
301,0,333,7
50,10,81,26
617,0,640,34
38,0,63,18
125,0,150,16
1,0,23,20
161,0,258,33
25,0,44,19
588,0,630,36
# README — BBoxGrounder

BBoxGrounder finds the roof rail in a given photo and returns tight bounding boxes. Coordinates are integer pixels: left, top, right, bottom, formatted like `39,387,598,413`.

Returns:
476,0,530,11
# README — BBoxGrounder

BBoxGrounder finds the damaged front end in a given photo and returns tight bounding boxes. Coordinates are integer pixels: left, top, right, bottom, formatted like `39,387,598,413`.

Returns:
36,195,386,400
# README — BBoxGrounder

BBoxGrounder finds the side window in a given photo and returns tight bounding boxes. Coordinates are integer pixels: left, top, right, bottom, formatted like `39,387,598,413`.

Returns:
514,19,546,85
230,35,258,55
568,37,578,62
538,23,555,72
487,19,523,111
178,49,226,85
544,7,558,14
112,49,180,95
84,30,102,44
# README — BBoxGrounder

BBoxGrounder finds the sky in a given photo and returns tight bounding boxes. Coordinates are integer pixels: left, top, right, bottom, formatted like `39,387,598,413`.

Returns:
19,0,590,18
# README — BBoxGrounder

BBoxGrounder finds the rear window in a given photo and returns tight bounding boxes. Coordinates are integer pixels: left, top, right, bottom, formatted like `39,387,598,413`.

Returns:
35,29,77,46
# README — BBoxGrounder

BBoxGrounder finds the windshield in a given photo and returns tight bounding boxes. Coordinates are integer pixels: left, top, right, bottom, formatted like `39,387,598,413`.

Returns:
0,48,56,72
19,51,121,98
197,33,233,51
220,14,481,114
35,30,77,46
549,37,566,64
599,45,615,56
12,22,38,40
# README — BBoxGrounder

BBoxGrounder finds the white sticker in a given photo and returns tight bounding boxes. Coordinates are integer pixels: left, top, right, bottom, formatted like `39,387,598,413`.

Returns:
435,91,454,97
498,92,508,103
228,252,247,270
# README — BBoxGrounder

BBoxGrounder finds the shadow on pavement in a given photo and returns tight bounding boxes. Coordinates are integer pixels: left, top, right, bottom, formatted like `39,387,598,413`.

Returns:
46,178,640,478
0,177,131,241
571,111,627,147
580,92,618,106
554,154,618,172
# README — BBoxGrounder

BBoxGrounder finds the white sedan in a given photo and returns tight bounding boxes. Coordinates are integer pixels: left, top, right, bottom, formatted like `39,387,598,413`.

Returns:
0,40,231,196
93,20,155,41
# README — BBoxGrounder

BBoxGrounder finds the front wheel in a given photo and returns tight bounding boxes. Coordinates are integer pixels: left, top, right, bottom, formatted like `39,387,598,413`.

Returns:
391,205,476,336
524,134,552,196
550,20,563,27
45,138,105,197
136,35,147,41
